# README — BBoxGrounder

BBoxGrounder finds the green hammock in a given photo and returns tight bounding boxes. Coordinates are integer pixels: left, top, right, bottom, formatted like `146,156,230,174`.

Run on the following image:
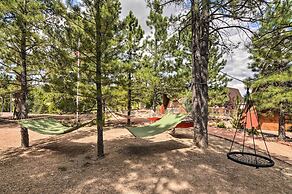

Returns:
19,118,91,135
127,113,186,138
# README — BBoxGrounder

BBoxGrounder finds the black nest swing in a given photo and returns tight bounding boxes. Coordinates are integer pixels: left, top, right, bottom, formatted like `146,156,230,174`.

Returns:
227,88,274,168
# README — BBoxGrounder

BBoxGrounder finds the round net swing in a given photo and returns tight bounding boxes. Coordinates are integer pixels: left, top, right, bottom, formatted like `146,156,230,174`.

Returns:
227,88,274,168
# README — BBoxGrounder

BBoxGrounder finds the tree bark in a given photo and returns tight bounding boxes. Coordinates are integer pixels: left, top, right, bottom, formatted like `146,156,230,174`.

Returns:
152,39,158,113
10,94,12,113
95,0,104,158
162,93,170,110
191,0,209,149
278,103,286,140
127,71,132,125
19,0,29,147
1,97,4,113
152,88,157,112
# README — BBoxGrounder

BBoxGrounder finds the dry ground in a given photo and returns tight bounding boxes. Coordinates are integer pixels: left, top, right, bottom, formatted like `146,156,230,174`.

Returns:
0,125,292,194
0,120,51,151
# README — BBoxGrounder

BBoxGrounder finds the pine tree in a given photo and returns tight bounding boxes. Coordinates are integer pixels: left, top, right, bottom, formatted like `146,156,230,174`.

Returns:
0,0,55,147
178,27,230,107
120,11,144,125
0,73,12,112
59,0,121,157
146,0,169,112
208,44,230,107
158,0,273,148
249,0,292,139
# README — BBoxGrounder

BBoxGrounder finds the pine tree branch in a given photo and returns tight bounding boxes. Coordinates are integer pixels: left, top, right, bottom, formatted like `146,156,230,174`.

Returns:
0,61,21,76
160,0,183,7
257,22,292,40
210,17,255,39
265,35,292,58
210,0,233,16
5,45,22,54
178,17,192,39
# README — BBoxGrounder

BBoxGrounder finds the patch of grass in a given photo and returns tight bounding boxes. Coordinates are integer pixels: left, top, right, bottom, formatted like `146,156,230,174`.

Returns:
217,122,226,129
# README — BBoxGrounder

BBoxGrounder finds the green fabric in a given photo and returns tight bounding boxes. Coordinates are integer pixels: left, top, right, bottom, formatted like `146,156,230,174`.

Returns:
19,118,72,135
127,113,186,138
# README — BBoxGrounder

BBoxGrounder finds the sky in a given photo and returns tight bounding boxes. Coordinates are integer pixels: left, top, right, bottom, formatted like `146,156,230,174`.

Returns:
120,0,254,95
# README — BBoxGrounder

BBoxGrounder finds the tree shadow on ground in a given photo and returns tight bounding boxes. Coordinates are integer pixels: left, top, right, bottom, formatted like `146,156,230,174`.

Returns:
0,127,292,194
0,128,96,159
169,132,193,139
261,132,292,142
118,140,189,156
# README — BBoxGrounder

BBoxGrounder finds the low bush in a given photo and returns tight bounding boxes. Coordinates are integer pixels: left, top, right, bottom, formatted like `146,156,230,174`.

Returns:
247,127,259,136
217,122,226,129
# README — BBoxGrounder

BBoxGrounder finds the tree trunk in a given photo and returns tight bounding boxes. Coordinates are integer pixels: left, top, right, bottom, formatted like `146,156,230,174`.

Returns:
19,2,29,147
162,93,170,110
152,88,157,112
191,0,209,149
127,71,132,125
95,0,104,158
76,39,80,124
1,97,4,113
278,103,286,140
103,98,106,114
10,94,12,113
152,39,158,113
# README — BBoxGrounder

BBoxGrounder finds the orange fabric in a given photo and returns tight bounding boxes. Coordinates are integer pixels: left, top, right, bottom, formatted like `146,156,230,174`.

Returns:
175,121,193,128
147,117,161,122
159,105,165,114
243,108,259,129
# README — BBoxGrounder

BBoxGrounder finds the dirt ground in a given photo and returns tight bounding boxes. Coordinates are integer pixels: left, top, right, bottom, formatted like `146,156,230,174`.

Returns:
0,123,292,193
0,112,96,151
208,127,292,165
0,121,51,151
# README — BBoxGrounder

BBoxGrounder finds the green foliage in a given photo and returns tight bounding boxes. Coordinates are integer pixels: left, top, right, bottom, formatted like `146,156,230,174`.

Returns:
247,128,259,136
118,10,144,115
145,0,174,107
177,24,230,106
0,0,50,92
208,43,230,106
251,67,292,111
249,0,292,113
29,87,77,114
3,0,286,119
43,0,123,112
217,122,226,129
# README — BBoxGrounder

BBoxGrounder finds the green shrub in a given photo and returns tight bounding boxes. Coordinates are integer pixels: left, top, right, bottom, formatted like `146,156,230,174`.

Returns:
217,122,226,128
247,127,259,136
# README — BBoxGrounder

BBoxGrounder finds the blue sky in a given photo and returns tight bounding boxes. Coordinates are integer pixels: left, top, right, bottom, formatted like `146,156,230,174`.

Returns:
70,0,79,5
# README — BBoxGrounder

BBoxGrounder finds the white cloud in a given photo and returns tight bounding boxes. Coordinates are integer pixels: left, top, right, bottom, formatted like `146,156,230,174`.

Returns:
223,30,254,95
120,0,150,35
120,0,181,35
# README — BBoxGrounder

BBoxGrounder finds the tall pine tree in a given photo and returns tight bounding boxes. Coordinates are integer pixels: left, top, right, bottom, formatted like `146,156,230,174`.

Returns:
158,0,274,148
61,0,121,157
249,0,292,139
120,11,144,125
0,0,55,147
146,0,169,112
